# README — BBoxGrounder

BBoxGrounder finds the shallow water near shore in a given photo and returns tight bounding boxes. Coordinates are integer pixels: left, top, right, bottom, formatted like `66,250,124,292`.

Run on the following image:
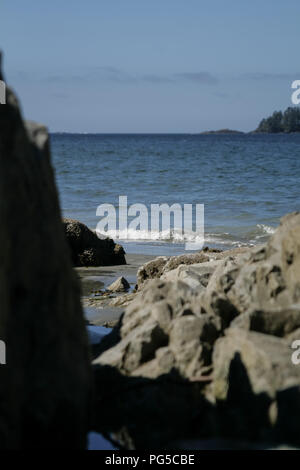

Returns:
87,324,111,343
51,133,300,255
80,254,156,325
86,325,117,449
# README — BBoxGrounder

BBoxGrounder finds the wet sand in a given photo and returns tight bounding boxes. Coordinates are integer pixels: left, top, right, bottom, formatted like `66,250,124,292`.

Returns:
78,253,156,326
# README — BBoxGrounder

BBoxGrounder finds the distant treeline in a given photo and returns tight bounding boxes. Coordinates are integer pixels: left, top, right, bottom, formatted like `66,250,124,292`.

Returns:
256,107,300,133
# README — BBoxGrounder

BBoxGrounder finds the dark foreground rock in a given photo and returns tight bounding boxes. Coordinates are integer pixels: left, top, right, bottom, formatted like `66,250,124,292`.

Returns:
0,54,91,449
93,213,300,448
63,218,126,267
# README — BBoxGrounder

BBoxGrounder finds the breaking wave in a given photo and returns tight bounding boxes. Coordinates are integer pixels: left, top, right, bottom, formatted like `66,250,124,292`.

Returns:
96,223,277,247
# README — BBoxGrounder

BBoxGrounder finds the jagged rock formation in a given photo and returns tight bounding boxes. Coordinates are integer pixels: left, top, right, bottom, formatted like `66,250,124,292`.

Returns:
0,53,91,449
93,213,300,448
200,212,300,326
136,247,249,290
63,218,126,267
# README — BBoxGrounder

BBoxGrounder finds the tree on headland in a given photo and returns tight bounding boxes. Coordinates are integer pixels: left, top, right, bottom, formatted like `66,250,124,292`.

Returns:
282,107,300,133
255,107,300,133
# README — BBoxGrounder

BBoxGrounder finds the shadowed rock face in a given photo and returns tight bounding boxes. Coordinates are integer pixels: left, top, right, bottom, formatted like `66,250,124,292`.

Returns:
0,54,91,449
63,218,126,267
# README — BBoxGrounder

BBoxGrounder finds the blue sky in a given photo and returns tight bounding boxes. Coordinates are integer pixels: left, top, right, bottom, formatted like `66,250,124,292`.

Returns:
2,0,300,132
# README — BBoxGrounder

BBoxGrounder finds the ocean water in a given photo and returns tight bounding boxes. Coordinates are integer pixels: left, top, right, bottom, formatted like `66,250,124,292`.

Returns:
50,133,300,255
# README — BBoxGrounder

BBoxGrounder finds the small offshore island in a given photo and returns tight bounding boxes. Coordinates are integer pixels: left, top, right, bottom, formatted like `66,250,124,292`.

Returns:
201,106,300,134
200,129,245,135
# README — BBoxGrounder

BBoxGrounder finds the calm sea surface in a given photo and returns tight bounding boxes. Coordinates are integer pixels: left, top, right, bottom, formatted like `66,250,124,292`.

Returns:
50,133,300,255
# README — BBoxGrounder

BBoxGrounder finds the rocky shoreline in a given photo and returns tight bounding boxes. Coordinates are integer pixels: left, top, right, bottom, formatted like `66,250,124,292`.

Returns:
1,53,300,450
89,214,300,448
58,214,300,448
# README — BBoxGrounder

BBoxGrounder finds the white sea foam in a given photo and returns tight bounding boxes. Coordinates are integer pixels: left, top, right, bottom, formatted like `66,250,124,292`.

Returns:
96,227,204,243
255,224,276,238
96,222,277,249
256,224,276,236
96,227,248,247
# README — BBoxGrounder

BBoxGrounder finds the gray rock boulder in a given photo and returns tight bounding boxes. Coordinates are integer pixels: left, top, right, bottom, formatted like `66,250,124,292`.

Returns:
230,305,300,337
94,279,221,380
107,276,130,292
136,256,169,289
91,279,218,448
136,247,250,290
201,213,300,334
212,328,300,401
0,55,91,449
161,260,221,291
162,252,211,273
136,252,218,289
211,327,300,443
